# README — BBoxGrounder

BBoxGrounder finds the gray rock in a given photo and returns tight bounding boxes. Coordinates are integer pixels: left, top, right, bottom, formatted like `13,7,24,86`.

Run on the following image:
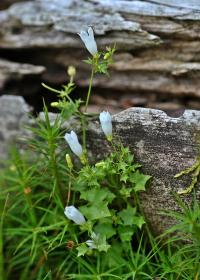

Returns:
0,58,45,92
0,95,32,161
1,1,200,100
112,108,200,234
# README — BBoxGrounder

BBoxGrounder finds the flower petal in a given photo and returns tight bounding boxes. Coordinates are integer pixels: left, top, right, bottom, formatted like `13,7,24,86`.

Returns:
64,205,86,225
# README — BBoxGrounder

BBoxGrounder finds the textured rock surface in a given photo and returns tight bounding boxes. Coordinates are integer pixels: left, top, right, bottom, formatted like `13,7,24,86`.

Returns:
87,107,200,234
0,59,45,94
113,108,200,234
1,95,200,235
0,95,31,161
1,0,200,103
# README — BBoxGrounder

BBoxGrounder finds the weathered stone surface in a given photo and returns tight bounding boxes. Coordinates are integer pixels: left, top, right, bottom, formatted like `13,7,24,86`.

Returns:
0,95,31,161
112,108,200,234
1,95,199,235
0,58,45,93
1,0,200,104
84,107,200,234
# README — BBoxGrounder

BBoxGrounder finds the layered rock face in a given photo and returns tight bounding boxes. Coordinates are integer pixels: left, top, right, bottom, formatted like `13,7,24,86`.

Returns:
1,1,200,110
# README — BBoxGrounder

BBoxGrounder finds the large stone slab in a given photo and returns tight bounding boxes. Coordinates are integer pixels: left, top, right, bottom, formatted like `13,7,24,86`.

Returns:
112,108,200,234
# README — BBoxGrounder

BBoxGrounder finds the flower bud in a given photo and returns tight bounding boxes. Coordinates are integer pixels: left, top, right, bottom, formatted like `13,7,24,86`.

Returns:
78,27,98,56
67,66,76,78
65,154,73,169
103,53,110,60
99,111,112,141
64,205,86,225
51,102,59,108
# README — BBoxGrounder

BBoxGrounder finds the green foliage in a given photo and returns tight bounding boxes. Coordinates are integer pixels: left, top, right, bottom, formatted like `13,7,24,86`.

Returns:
1,30,199,280
175,158,200,194
71,144,150,256
83,46,115,75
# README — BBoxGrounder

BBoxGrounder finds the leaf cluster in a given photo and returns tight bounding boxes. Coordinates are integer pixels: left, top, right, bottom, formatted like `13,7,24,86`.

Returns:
70,145,151,256
84,46,116,75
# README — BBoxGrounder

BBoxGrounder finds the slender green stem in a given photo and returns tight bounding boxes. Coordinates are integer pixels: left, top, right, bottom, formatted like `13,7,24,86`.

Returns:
85,66,94,113
48,139,63,205
66,169,72,206
80,112,87,153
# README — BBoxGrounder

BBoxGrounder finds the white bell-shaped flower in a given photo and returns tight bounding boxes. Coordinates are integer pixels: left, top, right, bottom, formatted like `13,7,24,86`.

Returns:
99,111,112,141
86,240,97,249
64,131,83,158
86,232,99,249
78,27,98,56
64,205,86,225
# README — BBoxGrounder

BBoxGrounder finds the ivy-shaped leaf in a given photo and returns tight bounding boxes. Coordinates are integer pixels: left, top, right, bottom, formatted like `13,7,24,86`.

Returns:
132,215,145,229
130,170,151,192
96,235,111,252
80,202,111,220
95,218,116,239
77,243,88,257
80,188,115,204
118,205,136,225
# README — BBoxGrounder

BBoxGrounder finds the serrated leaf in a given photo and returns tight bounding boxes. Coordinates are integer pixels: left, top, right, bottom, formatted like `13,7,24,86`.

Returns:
77,243,88,257
120,173,129,183
118,205,136,225
130,170,151,192
119,186,132,198
80,203,111,220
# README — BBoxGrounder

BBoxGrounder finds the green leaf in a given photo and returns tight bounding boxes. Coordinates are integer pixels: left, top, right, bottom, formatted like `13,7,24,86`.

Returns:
83,58,93,65
77,243,88,257
95,218,116,238
96,235,110,252
119,186,132,198
118,225,135,242
98,242,110,252
80,188,115,204
130,170,151,192
118,205,136,225
61,100,81,119
75,166,102,189
131,215,145,229
80,203,111,220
